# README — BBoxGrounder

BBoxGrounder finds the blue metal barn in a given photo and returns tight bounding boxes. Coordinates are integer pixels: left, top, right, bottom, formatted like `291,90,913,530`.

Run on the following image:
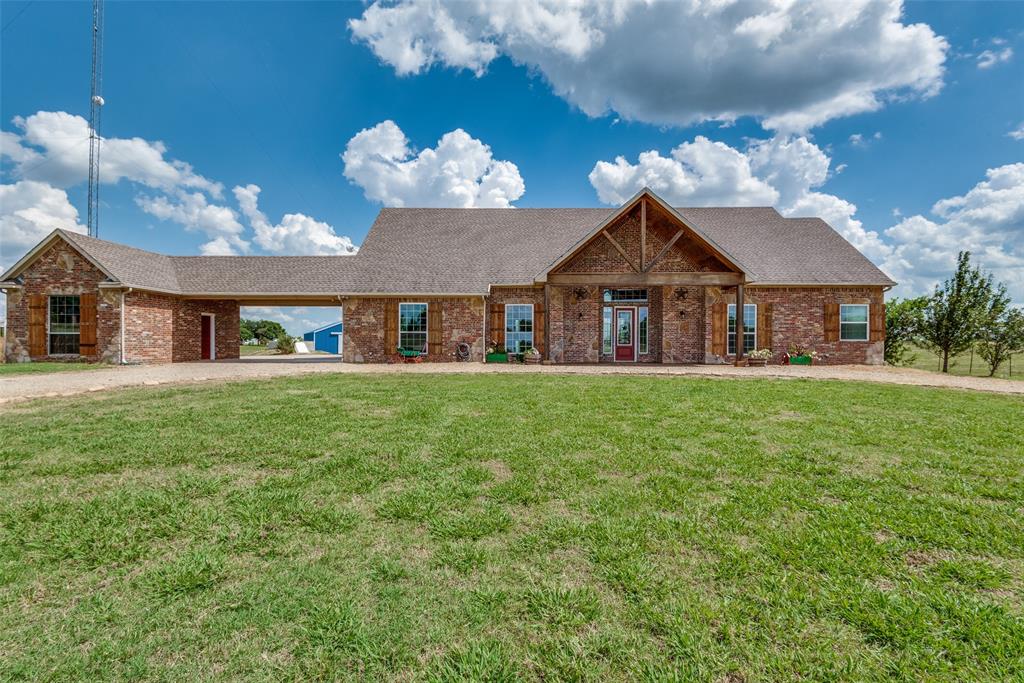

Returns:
302,321,343,355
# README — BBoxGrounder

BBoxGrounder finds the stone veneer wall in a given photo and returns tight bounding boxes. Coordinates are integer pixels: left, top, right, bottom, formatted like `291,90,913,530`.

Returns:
703,286,885,365
123,292,239,363
3,240,121,363
343,296,485,363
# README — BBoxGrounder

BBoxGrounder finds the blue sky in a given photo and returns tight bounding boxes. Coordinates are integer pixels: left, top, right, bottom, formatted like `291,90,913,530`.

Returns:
2,1,1022,334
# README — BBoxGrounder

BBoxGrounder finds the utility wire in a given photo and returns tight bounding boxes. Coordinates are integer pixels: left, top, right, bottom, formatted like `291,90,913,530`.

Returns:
1,1,33,34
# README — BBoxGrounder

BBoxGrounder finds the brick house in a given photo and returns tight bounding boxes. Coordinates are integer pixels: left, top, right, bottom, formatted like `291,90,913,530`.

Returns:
1,189,894,366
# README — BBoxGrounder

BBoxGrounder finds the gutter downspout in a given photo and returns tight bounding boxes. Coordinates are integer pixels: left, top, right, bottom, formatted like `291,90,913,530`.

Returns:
120,287,132,364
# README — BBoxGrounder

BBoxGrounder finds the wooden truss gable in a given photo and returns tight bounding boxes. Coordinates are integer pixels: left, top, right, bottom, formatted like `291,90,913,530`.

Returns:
542,190,745,287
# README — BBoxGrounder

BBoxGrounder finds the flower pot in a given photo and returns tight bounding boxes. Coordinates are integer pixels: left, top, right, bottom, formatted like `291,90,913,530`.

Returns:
486,352,507,363
524,354,542,364
747,358,768,367
789,355,813,366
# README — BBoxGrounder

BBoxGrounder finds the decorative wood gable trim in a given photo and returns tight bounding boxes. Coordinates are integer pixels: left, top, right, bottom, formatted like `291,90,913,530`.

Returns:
535,188,749,284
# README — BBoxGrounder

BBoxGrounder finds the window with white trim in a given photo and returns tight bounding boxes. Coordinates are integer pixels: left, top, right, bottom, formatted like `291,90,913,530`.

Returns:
840,304,869,341
398,303,427,352
727,303,756,355
602,307,613,355
49,295,80,355
603,289,648,303
505,304,534,353
639,307,649,354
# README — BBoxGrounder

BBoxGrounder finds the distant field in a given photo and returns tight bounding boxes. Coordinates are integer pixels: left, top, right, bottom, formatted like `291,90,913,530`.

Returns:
239,345,274,356
905,344,1020,380
1,374,1021,680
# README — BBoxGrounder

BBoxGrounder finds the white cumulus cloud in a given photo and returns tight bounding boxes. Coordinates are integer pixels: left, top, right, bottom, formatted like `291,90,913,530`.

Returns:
1008,122,1024,141
233,184,357,255
0,180,87,265
2,111,221,195
136,191,249,255
350,0,948,132
341,120,524,207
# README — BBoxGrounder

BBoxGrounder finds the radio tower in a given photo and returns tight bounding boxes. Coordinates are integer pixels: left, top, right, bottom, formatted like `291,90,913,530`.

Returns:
86,0,105,238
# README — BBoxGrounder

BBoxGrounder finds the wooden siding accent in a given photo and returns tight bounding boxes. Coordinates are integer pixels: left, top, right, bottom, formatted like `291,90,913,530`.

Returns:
489,302,505,348
548,271,743,286
427,303,442,355
870,303,885,342
28,293,47,357
384,300,398,351
79,292,98,356
823,303,840,342
711,302,727,356
534,300,545,355
757,302,772,351
643,228,685,273
601,229,639,272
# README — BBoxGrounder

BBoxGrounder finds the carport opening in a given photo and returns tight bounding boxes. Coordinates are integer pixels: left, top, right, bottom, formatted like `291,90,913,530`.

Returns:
239,305,344,360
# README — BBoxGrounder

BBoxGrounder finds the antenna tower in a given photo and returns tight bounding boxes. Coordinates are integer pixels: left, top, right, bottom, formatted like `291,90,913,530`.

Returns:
86,0,105,238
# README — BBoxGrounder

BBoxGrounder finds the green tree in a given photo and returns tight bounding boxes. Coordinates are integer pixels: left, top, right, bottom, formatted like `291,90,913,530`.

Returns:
884,296,927,365
239,319,256,343
253,320,287,344
920,251,1009,373
977,308,1024,377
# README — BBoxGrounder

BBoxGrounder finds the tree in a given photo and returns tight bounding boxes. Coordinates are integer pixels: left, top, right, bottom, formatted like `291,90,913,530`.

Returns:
920,251,1009,373
977,308,1024,377
884,296,927,365
239,319,256,343
252,319,287,345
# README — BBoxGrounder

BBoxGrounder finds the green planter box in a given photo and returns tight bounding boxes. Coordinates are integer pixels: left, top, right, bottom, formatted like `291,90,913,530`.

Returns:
789,355,813,366
486,353,508,363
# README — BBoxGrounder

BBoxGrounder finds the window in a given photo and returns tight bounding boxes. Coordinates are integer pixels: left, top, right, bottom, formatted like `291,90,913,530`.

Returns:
49,295,80,355
840,304,869,341
603,289,648,303
602,307,613,355
727,303,756,355
505,304,534,353
639,307,649,354
398,302,427,352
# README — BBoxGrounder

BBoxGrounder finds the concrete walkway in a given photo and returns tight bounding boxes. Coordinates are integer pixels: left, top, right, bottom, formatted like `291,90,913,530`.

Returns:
1,356,1022,405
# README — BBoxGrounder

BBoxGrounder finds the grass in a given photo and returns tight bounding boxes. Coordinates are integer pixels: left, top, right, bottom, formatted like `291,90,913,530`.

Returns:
0,374,1022,681
905,344,1021,381
0,361,106,375
239,344,274,356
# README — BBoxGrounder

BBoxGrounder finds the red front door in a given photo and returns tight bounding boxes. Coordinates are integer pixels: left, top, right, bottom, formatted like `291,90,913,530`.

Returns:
201,315,212,360
614,307,635,361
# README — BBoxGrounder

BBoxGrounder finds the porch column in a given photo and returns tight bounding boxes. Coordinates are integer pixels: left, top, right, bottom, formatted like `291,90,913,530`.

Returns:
734,284,745,366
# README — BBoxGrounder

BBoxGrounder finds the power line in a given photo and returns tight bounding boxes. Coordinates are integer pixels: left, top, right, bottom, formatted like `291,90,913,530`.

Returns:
1,1,33,34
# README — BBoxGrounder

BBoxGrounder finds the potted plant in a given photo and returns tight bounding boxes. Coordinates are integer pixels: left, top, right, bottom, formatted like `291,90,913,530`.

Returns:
485,342,507,364
746,348,772,366
522,347,542,364
786,345,819,366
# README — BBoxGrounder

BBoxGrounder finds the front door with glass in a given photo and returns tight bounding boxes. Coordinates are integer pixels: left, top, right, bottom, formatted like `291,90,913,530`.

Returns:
614,307,635,361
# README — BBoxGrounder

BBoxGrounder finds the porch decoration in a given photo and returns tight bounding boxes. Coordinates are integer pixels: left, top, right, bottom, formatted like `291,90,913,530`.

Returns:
746,348,772,366
396,347,425,363
786,345,819,366
523,347,542,364
485,343,507,363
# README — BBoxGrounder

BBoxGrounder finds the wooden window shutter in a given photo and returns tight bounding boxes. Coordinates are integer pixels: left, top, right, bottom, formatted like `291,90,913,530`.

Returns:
711,302,727,356
28,294,47,357
428,302,442,355
384,300,398,351
757,302,772,351
489,303,505,348
823,303,840,342
534,301,545,355
870,303,885,342
80,292,98,356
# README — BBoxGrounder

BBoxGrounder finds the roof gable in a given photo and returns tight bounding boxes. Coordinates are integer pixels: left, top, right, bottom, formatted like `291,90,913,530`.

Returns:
0,230,119,284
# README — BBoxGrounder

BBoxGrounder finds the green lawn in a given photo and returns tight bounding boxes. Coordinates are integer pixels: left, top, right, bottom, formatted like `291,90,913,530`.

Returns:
1,375,1022,681
906,344,1022,381
239,344,274,356
0,361,105,375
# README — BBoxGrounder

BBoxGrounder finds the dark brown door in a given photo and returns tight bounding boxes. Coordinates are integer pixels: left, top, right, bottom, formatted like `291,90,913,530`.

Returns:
614,307,635,361
201,315,212,360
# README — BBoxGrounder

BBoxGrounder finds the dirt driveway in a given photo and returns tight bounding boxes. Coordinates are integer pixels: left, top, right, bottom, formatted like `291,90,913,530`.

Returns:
1,355,1022,405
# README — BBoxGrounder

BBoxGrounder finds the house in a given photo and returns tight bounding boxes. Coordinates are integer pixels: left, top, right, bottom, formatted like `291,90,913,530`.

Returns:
303,321,343,354
1,188,893,366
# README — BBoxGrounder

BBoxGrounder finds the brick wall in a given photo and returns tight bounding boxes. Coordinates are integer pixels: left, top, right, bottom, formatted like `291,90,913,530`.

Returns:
3,240,120,363
661,285,705,363
343,296,485,363
487,286,544,353
123,292,239,363
703,286,885,365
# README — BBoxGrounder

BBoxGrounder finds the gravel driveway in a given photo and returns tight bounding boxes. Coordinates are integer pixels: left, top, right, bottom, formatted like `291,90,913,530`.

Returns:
1,356,1021,405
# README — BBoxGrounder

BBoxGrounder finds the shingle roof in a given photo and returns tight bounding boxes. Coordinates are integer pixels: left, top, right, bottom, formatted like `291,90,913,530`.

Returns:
3,200,895,295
